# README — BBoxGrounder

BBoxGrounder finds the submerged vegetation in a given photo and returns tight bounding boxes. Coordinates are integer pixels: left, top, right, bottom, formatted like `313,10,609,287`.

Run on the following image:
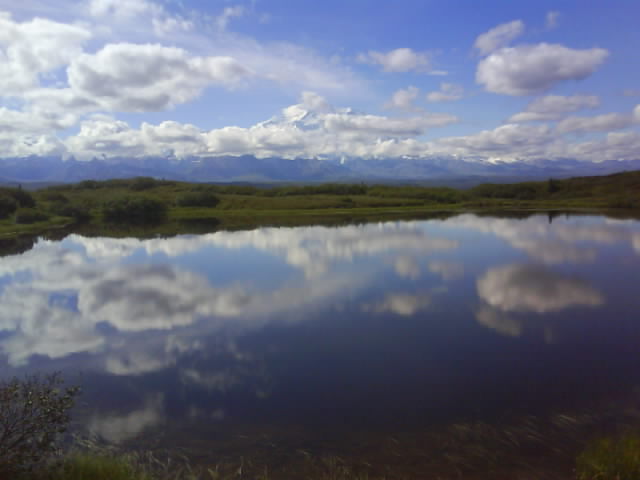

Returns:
0,170,638,238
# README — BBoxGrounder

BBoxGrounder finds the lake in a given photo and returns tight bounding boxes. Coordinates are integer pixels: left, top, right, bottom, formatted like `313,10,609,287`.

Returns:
2,212,640,477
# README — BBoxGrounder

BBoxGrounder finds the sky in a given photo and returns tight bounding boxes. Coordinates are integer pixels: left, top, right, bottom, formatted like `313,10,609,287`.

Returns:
0,0,639,164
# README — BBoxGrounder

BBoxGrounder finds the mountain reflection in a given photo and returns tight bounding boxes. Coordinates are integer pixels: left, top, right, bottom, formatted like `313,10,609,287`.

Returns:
0,214,639,444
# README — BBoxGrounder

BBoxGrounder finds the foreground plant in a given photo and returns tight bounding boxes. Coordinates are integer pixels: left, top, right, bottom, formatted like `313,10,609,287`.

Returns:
0,373,80,476
576,432,640,480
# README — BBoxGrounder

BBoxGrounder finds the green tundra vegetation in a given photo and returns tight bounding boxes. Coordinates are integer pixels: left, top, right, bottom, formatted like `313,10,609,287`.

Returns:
0,170,638,238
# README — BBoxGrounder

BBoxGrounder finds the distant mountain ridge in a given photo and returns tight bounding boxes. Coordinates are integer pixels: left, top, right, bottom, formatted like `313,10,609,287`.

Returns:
1,155,640,187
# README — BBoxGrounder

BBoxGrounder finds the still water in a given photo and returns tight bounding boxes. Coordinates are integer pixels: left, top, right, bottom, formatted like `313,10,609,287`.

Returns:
1,213,640,474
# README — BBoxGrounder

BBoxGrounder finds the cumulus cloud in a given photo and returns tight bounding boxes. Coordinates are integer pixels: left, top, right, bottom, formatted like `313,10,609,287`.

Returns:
323,112,456,136
0,12,92,94
474,20,525,56
67,43,251,112
557,112,636,134
476,43,608,95
59,92,457,160
426,83,464,103
385,86,421,111
509,94,600,123
436,123,556,161
357,48,433,73
477,264,603,314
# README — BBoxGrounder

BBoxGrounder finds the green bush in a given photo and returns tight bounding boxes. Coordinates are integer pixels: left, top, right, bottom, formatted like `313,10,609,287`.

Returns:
0,373,80,476
74,180,100,190
576,433,640,480
175,191,221,208
0,194,18,219
15,208,50,224
50,203,92,223
0,187,36,208
40,191,69,203
129,177,158,191
102,196,168,224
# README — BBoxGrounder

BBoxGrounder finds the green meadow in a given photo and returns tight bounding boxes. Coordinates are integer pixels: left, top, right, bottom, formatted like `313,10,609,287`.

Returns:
1,170,639,240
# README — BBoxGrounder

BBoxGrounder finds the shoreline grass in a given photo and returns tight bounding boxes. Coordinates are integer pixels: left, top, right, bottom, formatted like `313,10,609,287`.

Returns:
0,170,638,240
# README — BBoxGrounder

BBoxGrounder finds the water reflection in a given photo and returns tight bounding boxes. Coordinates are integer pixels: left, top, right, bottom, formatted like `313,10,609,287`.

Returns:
0,214,640,450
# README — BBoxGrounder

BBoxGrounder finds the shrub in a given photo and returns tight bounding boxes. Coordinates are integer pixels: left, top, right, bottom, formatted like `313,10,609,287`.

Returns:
102,196,168,224
0,373,80,476
0,187,36,208
74,180,100,190
129,177,158,191
175,191,221,208
50,203,92,223
14,208,50,224
0,194,18,219
40,191,69,203
576,433,640,480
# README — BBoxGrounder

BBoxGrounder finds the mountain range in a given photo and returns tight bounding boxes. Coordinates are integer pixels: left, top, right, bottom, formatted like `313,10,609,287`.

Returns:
1,155,640,187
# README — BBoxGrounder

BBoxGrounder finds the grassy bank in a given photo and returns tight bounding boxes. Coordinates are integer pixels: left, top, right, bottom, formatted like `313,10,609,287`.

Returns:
0,170,638,239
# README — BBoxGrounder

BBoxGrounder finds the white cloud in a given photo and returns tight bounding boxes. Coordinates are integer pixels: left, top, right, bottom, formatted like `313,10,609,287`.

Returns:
557,112,635,134
215,5,245,31
357,48,432,73
426,83,464,103
474,20,524,56
86,0,193,37
546,11,560,30
385,86,421,111
0,12,91,94
477,264,603,314
323,112,456,137
60,92,458,160
509,94,600,123
67,43,251,112
436,123,556,160
477,43,608,96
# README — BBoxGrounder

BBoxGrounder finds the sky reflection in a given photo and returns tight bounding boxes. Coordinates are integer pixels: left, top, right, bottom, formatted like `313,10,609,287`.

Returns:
1,214,639,442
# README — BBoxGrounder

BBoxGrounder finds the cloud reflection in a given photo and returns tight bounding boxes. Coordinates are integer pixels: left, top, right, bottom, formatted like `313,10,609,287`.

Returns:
363,292,431,316
477,264,604,314
447,214,640,264
0,222,456,368
475,263,604,337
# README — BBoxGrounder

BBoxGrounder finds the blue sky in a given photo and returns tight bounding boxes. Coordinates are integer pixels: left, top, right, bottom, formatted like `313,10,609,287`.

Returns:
0,0,639,163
